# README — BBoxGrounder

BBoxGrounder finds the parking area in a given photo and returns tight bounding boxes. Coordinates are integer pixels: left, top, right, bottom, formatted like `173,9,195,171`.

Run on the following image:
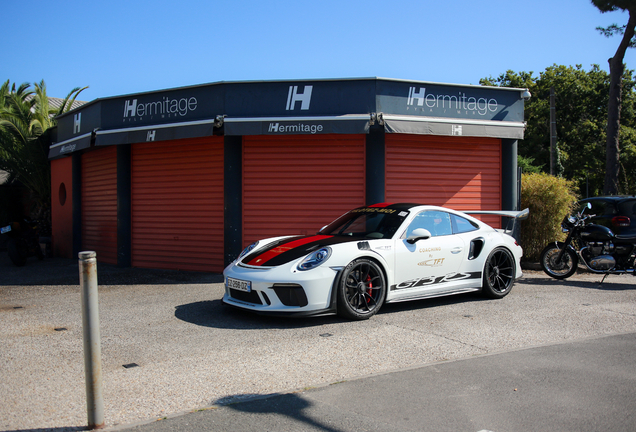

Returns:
1,252,635,431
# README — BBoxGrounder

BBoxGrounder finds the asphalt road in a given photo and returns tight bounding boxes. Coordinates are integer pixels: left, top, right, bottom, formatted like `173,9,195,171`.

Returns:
121,333,636,432
1,252,635,431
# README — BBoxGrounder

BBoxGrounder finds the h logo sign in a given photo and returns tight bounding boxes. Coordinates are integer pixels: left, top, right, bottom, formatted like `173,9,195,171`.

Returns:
286,85,312,111
146,130,156,141
407,87,426,106
124,99,137,117
73,113,81,134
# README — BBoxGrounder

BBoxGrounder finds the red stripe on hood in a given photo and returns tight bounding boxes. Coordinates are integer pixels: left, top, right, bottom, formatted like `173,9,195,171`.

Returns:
245,235,333,266
369,202,393,208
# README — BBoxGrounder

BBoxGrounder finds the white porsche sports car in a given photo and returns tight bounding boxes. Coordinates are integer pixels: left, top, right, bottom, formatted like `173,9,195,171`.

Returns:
223,203,528,320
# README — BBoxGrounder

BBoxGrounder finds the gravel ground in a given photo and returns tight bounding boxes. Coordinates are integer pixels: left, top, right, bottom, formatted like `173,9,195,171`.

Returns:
1,253,635,431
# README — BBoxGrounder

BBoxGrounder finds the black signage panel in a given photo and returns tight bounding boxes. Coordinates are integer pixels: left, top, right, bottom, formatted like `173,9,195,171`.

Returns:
51,78,527,158
99,83,224,130
224,79,376,117
95,120,217,146
225,117,370,136
376,80,524,123
56,103,101,143
48,132,92,159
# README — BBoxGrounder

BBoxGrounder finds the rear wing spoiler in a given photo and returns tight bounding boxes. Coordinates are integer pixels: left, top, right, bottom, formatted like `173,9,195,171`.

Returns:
464,208,530,235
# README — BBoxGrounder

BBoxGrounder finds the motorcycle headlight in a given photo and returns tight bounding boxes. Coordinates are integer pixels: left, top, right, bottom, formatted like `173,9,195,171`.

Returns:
238,241,259,260
297,247,332,271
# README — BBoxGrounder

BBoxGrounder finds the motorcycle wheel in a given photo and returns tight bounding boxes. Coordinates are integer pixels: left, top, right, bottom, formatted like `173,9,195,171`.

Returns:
540,243,578,279
7,238,27,267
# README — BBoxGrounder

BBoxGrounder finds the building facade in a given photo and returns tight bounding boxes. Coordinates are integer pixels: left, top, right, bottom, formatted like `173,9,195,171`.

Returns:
49,78,527,273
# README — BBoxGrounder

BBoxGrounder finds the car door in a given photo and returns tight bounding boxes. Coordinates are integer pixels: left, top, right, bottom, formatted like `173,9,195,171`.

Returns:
391,210,466,300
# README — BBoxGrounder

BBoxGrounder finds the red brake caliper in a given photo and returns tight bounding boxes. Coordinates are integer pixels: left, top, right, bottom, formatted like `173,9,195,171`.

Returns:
366,275,373,303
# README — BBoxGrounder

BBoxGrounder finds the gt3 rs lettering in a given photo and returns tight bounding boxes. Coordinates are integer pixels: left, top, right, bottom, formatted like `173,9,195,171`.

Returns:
393,272,481,290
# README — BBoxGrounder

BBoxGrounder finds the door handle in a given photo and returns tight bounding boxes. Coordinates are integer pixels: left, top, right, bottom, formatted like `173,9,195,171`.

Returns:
451,247,463,254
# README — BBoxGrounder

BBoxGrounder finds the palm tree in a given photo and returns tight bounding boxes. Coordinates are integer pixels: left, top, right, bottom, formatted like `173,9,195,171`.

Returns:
0,79,87,222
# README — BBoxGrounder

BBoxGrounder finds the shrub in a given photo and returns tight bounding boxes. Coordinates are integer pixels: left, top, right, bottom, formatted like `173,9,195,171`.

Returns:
520,173,579,261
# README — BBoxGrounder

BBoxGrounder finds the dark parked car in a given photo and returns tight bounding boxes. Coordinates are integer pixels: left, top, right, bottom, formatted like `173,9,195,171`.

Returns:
578,196,636,237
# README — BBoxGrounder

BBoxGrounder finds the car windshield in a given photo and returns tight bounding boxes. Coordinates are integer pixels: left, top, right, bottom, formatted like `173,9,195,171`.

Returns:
319,207,409,239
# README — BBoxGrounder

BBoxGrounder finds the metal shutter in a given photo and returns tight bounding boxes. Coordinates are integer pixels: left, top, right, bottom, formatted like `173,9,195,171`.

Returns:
385,135,502,227
242,134,366,246
81,146,118,264
131,137,224,272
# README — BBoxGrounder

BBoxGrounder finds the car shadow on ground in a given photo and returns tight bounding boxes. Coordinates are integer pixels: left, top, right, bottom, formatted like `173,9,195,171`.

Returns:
174,292,488,330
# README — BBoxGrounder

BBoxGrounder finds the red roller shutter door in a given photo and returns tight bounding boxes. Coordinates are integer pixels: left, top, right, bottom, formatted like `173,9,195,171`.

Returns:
385,135,502,227
243,135,366,246
81,146,118,264
131,137,224,272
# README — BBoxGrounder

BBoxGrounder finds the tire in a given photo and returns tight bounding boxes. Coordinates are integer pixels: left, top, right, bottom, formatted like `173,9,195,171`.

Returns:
337,258,386,320
540,242,578,280
482,247,515,299
7,238,27,267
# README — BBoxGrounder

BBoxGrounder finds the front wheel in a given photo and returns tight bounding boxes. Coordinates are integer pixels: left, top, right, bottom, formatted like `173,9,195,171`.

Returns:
540,242,578,280
337,258,386,320
482,247,515,299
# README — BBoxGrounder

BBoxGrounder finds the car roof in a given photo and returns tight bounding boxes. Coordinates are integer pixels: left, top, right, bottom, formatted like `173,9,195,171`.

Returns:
580,196,636,203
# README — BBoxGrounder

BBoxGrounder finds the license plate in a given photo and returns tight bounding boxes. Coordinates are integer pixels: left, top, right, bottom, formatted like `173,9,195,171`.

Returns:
226,277,251,292
1,225,10,234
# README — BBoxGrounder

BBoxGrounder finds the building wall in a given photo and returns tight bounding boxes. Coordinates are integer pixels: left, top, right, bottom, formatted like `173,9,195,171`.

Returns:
385,135,502,228
81,146,118,264
131,137,224,272
50,157,73,258
241,134,366,247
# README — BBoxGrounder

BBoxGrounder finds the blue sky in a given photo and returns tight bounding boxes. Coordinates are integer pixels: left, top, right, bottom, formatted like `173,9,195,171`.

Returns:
2,0,635,102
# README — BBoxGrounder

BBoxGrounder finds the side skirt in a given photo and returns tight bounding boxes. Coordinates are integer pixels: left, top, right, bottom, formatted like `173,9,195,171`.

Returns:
385,287,481,304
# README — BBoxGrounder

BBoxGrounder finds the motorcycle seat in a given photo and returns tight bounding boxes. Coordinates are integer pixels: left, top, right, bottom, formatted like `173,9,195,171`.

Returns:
615,234,636,242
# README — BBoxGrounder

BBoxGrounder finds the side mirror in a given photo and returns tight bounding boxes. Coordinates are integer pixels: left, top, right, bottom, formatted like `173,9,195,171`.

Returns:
580,202,592,216
406,228,432,244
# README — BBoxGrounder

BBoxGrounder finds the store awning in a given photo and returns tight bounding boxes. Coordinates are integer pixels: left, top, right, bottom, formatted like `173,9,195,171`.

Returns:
223,115,371,136
48,131,93,158
381,114,525,140
95,118,218,147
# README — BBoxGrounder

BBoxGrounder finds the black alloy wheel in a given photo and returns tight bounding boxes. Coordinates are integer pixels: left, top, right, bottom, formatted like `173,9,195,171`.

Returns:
337,258,386,320
482,247,515,299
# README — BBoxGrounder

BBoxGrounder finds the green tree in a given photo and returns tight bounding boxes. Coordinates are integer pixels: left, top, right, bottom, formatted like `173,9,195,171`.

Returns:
0,80,86,219
592,0,636,195
481,65,636,197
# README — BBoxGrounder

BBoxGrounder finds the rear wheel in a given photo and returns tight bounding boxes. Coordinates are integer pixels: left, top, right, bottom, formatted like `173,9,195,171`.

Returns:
337,258,386,320
540,243,578,280
482,247,515,299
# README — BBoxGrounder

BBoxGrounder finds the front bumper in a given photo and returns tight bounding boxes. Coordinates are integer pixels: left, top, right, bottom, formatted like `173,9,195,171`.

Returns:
222,263,340,315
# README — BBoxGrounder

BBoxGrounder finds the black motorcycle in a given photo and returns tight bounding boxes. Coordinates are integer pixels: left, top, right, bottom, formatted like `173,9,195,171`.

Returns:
540,203,636,280
1,218,44,266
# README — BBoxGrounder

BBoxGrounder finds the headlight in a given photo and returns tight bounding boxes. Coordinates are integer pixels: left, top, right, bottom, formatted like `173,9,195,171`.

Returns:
297,247,332,271
238,241,259,260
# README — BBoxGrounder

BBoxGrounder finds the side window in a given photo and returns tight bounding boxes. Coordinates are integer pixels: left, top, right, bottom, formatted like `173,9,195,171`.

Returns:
585,200,613,216
405,210,452,238
451,214,479,234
